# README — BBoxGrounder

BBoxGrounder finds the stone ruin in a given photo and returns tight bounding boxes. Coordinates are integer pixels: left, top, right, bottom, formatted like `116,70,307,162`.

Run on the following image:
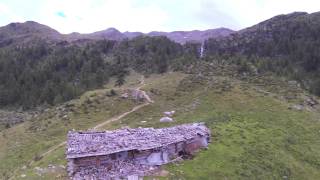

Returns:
66,123,211,179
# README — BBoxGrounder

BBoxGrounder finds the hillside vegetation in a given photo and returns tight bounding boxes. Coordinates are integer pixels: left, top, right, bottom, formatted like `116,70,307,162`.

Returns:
2,11,320,110
0,36,184,110
206,12,320,95
1,11,320,180
0,73,143,179
3,61,320,179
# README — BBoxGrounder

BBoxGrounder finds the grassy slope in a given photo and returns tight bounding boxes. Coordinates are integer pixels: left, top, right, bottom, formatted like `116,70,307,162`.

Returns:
3,72,320,179
108,73,320,180
0,72,143,179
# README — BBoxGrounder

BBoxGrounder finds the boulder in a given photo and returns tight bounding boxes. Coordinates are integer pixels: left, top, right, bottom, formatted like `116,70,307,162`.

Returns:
160,117,173,122
129,89,153,102
121,93,129,99
291,104,303,111
163,111,175,117
305,97,318,106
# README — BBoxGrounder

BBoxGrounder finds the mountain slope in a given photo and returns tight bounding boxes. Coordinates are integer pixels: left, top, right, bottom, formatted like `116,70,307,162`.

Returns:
206,12,313,56
123,31,144,39
148,28,233,44
1,11,320,180
0,35,183,109
0,21,60,38
0,21,233,44
3,68,320,179
65,28,126,41
75,27,234,43
0,21,61,47
205,11,320,95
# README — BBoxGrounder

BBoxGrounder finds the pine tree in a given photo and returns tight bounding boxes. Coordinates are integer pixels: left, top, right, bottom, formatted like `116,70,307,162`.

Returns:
115,74,125,87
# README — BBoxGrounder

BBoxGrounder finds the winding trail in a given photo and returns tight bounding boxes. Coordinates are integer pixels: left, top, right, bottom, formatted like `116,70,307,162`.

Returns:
10,76,152,179
92,102,150,130
31,101,151,165
40,76,151,159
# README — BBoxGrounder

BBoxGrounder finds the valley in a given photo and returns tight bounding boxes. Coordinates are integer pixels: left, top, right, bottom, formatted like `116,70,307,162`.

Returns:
2,67,320,179
0,10,320,180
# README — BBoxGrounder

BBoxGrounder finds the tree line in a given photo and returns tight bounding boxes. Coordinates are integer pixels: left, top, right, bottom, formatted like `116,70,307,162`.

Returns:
205,12,320,95
0,36,189,109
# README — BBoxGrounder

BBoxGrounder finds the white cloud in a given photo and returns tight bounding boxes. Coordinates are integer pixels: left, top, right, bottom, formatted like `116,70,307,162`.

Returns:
35,0,169,33
204,0,320,29
0,0,320,33
0,2,25,25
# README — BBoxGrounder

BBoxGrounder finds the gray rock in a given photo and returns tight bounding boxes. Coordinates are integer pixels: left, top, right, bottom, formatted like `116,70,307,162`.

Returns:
291,104,303,111
160,117,173,122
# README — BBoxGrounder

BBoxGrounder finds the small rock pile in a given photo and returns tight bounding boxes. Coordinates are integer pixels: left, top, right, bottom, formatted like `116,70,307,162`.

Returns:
0,109,36,129
73,160,157,179
160,111,175,122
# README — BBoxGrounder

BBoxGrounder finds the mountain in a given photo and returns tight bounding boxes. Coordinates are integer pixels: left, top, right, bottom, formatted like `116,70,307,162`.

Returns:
206,12,313,56
70,27,126,41
77,27,234,43
0,34,183,108
1,11,320,180
205,11,320,95
1,11,320,107
0,21,61,47
1,11,320,108
0,21,234,45
0,21,60,38
148,28,234,44
123,31,144,39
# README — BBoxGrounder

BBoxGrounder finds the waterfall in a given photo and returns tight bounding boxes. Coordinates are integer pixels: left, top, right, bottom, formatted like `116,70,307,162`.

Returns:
200,41,204,58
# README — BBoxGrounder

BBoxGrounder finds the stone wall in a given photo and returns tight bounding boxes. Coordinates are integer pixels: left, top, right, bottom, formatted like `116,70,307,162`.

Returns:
185,136,209,154
68,134,210,178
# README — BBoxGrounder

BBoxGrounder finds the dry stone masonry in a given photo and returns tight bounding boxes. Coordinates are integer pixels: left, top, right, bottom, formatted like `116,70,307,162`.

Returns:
66,123,210,179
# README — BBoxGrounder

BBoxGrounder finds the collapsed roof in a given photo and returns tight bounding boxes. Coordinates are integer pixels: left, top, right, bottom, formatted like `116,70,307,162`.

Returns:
66,123,210,159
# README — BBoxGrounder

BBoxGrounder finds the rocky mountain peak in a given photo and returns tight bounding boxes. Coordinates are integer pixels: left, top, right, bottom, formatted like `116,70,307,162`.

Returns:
1,21,60,36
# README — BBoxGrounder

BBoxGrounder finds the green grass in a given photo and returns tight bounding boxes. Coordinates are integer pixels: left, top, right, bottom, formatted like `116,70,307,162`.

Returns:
165,91,320,179
2,72,320,179
107,73,320,180
0,74,143,179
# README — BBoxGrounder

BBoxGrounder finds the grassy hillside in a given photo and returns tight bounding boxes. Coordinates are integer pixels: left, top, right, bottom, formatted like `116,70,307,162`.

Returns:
2,69,319,180
206,12,320,95
0,73,144,179
110,72,320,179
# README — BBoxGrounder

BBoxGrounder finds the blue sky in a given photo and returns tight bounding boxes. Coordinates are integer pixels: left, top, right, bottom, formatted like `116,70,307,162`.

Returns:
0,0,319,33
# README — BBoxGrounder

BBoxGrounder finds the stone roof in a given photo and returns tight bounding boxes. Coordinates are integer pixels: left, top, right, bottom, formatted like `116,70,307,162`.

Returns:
66,123,210,159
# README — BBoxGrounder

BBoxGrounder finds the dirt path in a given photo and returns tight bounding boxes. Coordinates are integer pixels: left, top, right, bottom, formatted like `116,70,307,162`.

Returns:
29,101,150,166
10,76,152,179
41,76,150,159
93,102,150,130
137,75,145,90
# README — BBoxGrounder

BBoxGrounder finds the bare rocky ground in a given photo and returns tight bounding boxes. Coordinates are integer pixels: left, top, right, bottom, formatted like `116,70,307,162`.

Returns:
0,109,38,130
73,160,157,179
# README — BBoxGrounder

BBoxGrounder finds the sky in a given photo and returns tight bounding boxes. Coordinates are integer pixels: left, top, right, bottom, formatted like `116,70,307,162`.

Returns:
0,0,319,34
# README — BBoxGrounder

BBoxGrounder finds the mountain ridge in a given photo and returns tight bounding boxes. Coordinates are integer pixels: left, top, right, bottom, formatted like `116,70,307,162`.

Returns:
0,21,234,44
